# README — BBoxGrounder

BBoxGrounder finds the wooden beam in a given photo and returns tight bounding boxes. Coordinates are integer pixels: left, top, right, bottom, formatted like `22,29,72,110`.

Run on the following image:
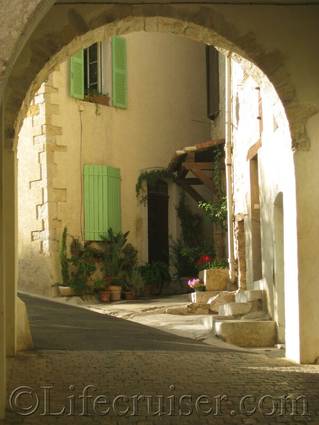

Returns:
247,140,262,161
184,162,213,169
184,178,202,185
176,178,206,203
178,166,189,179
184,163,214,191
194,139,225,151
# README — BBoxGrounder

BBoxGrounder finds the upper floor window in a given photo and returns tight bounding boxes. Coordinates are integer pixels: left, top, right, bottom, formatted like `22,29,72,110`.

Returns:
69,36,128,109
84,42,103,96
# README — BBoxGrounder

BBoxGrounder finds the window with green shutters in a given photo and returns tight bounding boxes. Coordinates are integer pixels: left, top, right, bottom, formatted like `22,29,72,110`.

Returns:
112,36,128,109
83,165,121,241
70,38,128,108
70,49,85,100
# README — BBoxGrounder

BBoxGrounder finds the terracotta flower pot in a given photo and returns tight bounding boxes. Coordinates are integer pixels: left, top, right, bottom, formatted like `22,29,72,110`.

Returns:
124,290,136,300
99,290,111,303
109,285,122,302
58,286,75,297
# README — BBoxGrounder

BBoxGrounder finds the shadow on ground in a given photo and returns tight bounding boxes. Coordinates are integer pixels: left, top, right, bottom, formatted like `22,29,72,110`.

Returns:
20,294,241,353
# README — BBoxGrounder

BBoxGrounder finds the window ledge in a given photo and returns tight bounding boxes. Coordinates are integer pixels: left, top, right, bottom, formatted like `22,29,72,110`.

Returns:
84,94,110,106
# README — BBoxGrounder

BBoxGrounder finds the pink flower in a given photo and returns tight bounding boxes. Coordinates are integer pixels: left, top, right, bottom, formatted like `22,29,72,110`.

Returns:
187,278,205,290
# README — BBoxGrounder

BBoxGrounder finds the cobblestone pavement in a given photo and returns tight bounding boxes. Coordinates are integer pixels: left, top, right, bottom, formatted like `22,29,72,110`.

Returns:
2,295,319,425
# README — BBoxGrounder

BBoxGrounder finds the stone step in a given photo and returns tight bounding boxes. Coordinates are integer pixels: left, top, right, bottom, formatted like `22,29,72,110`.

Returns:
214,320,277,347
218,300,262,317
189,290,220,304
235,289,264,303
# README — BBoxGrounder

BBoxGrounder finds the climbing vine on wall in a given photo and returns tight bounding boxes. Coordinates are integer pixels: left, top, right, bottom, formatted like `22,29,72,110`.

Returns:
198,145,227,228
135,168,176,203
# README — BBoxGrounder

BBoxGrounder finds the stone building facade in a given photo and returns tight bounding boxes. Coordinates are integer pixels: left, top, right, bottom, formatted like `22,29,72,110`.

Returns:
2,1,319,418
17,32,212,296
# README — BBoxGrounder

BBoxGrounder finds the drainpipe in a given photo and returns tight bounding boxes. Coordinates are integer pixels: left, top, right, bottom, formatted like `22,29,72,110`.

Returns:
225,53,236,283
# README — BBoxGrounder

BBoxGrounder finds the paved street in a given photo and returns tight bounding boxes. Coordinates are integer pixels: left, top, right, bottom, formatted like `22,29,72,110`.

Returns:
2,295,319,424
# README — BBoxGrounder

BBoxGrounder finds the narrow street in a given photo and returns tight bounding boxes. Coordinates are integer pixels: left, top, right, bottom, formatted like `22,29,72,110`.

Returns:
2,295,319,424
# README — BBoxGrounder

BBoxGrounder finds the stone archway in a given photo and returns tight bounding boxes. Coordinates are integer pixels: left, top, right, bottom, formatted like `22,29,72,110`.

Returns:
0,1,303,363
2,6,319,418
2,4,316,150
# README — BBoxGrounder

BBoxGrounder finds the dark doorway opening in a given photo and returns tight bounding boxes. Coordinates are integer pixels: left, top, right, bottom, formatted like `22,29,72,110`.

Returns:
147,180,169,264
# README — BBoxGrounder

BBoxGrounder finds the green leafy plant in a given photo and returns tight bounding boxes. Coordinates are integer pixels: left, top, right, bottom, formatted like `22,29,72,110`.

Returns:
211,144,225,196
99,228,138,287
176,193,202,246
129,268,145,296
170,195,215,278
60,227,70,286
138,262,171,295
198,197,227,229
68,238,96,295
136,168,175,203
198,145,227,229
170,239,204,278
93,279,109,292
206,259,228,269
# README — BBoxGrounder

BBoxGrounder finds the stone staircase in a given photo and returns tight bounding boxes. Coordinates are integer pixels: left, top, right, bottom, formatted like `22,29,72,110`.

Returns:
218,289,264,318
213,289,277,348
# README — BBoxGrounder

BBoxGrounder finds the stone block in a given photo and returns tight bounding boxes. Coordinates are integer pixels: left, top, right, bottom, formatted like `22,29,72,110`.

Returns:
241,311,270,321
235,289,264,303
17,297,33,351
214,320,277,347
208,291,236,313
191,290,220,304
27,104,40,117
199,268,229,291
186,303,211,315
219,302,253,317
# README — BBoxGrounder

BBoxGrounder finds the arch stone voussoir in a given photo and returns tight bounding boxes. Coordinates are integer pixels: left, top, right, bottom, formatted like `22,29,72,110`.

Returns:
2,4,316,151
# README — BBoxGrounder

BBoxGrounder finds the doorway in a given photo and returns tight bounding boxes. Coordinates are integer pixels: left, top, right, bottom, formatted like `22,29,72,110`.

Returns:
250,155,262,281
147,180,169,264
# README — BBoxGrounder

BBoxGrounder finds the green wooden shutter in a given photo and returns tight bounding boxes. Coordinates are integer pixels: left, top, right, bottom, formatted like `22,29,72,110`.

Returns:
70,49,84,99
112,36,127,109
83,165,121,240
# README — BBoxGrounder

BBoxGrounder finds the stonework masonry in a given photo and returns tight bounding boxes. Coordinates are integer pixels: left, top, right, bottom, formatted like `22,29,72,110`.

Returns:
18,70,68,296
2,7,319,420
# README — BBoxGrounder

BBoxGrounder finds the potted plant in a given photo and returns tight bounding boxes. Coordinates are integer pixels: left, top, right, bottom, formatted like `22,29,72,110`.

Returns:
187,278,206,292
94,280,111,303
57,227,75,296
129,268,145,298
187,278,206,303
100,228,138,302
138,261,171,296
68,238,96,296
122,281,136,300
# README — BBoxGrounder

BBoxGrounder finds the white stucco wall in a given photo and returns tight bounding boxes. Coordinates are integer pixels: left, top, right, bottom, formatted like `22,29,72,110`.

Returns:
231,58,298,348
18,32,211,295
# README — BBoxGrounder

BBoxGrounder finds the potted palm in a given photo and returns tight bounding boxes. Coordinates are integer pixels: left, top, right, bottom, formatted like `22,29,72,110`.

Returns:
94,280,111,302
100,228,138,302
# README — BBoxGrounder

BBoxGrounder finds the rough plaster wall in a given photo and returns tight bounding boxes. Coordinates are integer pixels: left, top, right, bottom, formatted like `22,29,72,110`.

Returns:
17,32,211,294
231,58,296,327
